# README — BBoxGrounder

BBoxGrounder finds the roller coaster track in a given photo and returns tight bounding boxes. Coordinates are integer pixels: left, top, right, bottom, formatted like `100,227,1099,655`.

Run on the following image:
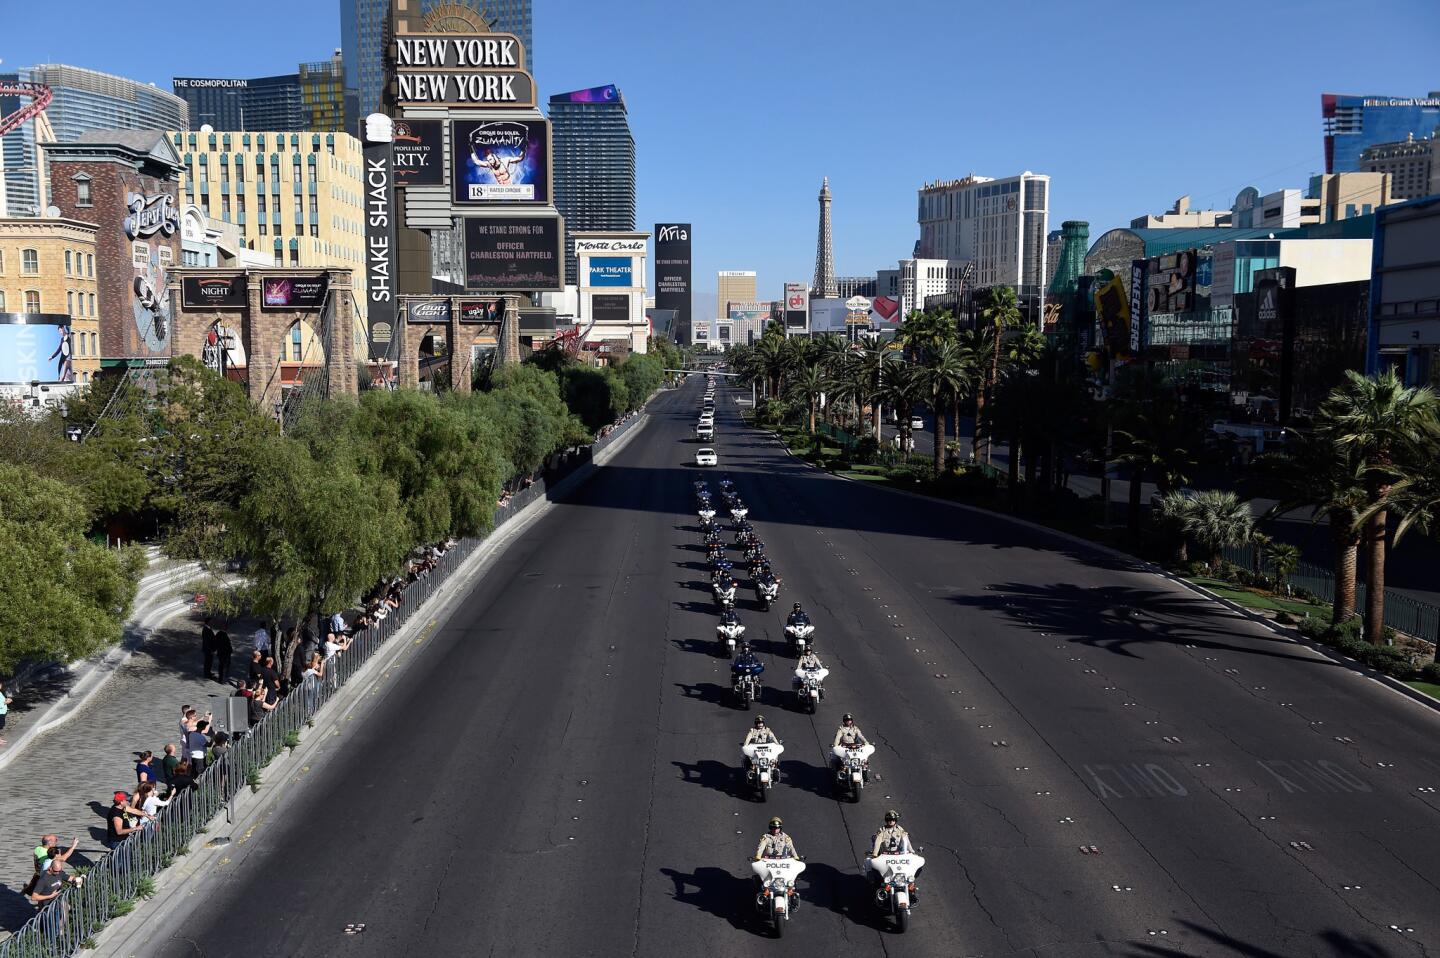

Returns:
0,82,53,137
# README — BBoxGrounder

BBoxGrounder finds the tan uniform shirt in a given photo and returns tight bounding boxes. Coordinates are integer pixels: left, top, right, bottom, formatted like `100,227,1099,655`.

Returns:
834,725,868,748
871,824,912,857
755,831,797,860
744,728,778,746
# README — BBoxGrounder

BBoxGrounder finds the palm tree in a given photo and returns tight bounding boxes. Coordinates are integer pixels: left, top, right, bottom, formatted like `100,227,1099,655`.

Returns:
1153,491,1196,565
1380,469,1440,661
848,344,895,439
1114,406,1196,537
1266,542,1302,595
1182,490,1255,571
918,339,975,475
1256,430,1369,625
975,286,1022,463
1318,369,1439,644
786,363,826,434
879,363,926,460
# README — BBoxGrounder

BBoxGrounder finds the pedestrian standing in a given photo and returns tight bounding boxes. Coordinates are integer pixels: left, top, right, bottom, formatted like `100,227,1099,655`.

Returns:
179,705,195,744
161,743,180,784
201,616,216,680
135,750,161,785
252,626,271,657
0,679,12,746
185,720,212,776
215,627,233,685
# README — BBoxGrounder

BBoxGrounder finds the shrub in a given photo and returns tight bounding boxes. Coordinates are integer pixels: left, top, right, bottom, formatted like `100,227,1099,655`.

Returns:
1420,661,1440,684
853,436,881,465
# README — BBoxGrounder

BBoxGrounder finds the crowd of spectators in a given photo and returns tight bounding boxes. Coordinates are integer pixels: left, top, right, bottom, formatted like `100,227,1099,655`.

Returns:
20,538,458,914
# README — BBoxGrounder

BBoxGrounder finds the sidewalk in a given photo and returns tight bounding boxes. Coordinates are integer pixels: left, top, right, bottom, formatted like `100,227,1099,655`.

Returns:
0,599,257,934
0,549,200,773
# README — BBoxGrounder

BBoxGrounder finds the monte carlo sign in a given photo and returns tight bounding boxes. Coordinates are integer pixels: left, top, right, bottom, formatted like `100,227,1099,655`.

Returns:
392,33,536,109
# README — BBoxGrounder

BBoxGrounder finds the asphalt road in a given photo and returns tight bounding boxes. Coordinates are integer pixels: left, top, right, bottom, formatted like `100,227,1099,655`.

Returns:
163,378,1440,957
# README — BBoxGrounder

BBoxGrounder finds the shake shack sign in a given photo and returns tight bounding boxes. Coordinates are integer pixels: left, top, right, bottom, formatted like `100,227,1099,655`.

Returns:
392,33,535,108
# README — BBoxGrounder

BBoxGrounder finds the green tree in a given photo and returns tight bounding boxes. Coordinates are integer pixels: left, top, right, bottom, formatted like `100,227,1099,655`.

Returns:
1318,370,1439,643
1153,491,1196,565
1114,404,1196,537
879,362,927,460
975,286,1022,462
231,437,408,678
785,363,827,434
0,464,143,674
1181,490,1255,571
918,339,975,475
1256,430,1369,625
1266,542,1302,594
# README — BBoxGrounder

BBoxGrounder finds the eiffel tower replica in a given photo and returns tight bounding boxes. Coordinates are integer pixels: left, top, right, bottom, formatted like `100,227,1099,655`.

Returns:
813,177,838,298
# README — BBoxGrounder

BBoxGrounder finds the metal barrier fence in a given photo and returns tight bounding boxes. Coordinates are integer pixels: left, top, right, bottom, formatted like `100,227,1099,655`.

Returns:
0,405,650,958
1220,544,1439,644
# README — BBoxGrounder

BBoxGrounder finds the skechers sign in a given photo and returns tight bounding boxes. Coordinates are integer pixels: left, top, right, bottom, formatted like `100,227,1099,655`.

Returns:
392,34,535,108
588,257,633,286
124,193,179,240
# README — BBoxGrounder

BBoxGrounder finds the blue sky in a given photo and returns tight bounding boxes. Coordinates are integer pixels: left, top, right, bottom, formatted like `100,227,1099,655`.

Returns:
4,0,1438,304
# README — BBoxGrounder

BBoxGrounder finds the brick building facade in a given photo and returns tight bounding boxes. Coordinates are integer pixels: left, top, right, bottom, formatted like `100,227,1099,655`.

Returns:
43,131,182,364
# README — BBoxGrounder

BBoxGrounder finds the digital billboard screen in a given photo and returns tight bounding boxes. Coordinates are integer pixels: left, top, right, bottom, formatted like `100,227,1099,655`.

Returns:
392,119,445,187
588,257,633,287
452,119,549,203
464,216,563,291
182,275,247,308
261,276,329,309
0,315,74,384
654,223,692,332
592,294,629,323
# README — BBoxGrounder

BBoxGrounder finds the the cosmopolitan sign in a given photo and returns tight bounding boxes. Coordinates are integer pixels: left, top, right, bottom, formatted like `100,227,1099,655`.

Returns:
392,33,535,108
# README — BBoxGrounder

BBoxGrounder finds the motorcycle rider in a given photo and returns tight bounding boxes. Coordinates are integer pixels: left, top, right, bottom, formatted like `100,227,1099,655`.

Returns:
786,603,811,629
793,645,824,696
754,816,798,860
868,810,921,900
742,714,779,774
719,608,743,635
832,713,869,774
732,642,763,692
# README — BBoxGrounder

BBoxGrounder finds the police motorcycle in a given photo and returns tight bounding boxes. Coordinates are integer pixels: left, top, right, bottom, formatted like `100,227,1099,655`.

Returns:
756,574,780,611
792,661,827,713
742,741,783,800
784,608,814,656
734,521,756,548
731,645,764,708
832,742,876,801
698,501,717,522
729,499,749,521
751,849,804,936
867,819,925,933
717,609,746,656
714,573,738,610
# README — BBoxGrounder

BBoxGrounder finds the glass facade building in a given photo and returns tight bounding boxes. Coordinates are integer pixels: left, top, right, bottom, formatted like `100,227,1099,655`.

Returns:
549,85,637,286
174,55,344,134
341,0,534,134
1322,92,1440,173
0,64,188,216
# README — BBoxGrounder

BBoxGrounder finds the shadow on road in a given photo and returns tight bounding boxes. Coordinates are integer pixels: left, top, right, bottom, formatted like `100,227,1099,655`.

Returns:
675,681,732,708
1122,918,1403,957
948,582,1348,666
658,866,751,931
671,759,737,799
798,861,891,932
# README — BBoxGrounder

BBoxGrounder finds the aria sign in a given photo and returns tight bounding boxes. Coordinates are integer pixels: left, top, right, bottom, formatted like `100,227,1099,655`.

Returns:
124,193,179,240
